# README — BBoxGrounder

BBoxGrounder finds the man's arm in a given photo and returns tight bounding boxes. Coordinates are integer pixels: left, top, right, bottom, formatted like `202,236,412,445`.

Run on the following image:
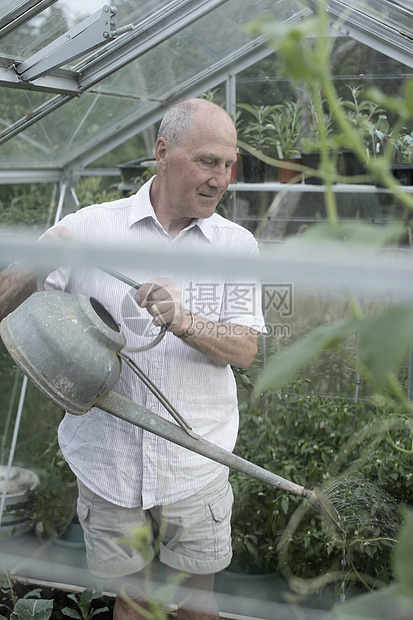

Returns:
173,311,258,368
0,226,77,322
136,278,259,368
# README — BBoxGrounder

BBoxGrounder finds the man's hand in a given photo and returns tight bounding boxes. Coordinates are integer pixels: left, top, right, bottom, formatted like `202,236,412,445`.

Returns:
135,278,192,336
135,277,258,368
40,225,78,244
0,225,78,321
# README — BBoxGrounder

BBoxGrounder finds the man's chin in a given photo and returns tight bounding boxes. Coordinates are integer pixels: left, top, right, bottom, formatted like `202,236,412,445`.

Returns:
196,195,220,215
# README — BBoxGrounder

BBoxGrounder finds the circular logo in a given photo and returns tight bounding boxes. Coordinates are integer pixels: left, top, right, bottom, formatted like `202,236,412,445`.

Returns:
120,288,159,338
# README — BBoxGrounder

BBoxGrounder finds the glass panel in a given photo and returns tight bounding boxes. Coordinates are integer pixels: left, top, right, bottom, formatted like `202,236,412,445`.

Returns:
0,0,307,167
93,0,305,100
0,87,52,126
342,0,413,33
0,0,33,22
1,0,412,168
0,0,189,61
325,0,413,56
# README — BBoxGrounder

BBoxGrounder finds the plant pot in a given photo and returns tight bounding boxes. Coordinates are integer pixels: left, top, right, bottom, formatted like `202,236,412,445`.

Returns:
117,157,157,184
241,153,266,183
0,466,39,538
301,152,323,185
391,163,413,186
52,521,85,548
376,163,413,188
230,152,241,183
340,150,369,180
277,157,302,184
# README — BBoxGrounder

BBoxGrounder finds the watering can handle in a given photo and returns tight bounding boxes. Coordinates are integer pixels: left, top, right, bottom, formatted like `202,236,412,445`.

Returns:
100,266,167,352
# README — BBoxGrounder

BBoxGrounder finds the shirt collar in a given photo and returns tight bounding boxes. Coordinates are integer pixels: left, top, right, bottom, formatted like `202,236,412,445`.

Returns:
128,176,214,243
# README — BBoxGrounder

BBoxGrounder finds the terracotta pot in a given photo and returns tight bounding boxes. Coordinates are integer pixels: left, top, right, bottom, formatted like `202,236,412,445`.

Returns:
230,152,241,183
277,158,302,184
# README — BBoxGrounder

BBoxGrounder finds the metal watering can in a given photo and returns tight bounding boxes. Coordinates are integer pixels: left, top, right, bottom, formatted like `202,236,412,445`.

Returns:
0,288,344,532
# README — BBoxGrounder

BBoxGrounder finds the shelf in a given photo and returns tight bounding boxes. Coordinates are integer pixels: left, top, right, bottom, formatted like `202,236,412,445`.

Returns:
228,182,413,193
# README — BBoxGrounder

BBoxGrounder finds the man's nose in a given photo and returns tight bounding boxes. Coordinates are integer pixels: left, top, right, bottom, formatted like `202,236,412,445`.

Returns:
209,165,230,188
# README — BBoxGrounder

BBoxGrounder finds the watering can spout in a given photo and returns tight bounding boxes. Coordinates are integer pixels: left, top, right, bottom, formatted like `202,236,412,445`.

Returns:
304,487,346,533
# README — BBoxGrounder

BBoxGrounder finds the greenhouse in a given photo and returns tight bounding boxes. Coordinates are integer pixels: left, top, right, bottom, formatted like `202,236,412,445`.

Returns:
1,0,413,618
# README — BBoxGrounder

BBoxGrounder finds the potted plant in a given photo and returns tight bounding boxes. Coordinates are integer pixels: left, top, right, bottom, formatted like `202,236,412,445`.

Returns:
300,97,336,184
390,130,413,185
236,104,276,182
339,85,389,181
340,85,413,186
267,100,303,183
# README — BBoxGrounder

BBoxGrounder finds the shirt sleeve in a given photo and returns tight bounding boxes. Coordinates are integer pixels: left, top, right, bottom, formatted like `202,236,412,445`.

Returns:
41,213,78,292
219,236,266,333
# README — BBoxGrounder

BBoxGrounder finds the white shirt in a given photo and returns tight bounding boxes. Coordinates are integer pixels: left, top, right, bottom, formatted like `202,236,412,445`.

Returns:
47,178,265,509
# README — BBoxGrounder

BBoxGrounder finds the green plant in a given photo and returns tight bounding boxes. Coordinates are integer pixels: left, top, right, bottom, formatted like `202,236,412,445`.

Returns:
10,436,78,539
333,510,413,619
236,103,276,154
267,100,302,159
342,85,390,157
231,379,405,591
62,588,109,620
0,572,53,620
392,130,413,164
232,7,413,608
300,96,335,154
114,524,186,619
132,166,158,191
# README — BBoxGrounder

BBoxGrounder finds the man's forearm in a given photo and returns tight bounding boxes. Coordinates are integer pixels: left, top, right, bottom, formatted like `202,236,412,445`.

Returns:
173,311,258,368
0,265,37,321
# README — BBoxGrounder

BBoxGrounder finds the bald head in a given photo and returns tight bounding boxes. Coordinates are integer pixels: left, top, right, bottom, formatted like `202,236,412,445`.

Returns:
158,98,236,146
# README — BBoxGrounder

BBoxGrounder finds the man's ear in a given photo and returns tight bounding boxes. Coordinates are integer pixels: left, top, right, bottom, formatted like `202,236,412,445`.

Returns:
155,137,168,168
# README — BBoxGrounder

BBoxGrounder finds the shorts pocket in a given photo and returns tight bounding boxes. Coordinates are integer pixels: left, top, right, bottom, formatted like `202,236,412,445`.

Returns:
77,495,91,526
209,483,234,522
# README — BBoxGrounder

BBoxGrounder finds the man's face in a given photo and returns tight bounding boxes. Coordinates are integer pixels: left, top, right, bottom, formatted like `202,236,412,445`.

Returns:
159,109,237,221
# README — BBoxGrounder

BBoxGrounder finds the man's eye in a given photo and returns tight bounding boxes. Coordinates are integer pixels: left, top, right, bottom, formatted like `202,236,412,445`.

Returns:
203,160,214,166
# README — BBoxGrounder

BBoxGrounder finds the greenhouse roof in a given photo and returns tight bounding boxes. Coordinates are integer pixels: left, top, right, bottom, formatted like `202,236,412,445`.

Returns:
0,0,412,181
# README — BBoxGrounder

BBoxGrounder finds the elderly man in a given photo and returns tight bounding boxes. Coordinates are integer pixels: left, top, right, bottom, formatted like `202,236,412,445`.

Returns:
0,98,265,619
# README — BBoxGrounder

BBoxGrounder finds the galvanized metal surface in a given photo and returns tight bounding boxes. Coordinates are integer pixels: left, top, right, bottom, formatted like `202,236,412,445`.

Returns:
0,290,125,415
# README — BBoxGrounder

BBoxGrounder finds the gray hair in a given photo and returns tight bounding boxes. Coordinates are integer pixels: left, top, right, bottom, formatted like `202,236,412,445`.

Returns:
157,99,232,145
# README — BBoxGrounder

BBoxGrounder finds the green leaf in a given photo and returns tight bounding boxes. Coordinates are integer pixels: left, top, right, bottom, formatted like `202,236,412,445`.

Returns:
254,318,359,393
61,608,81,619
359,303,413,386
90,608,109,618
12,599,53,620
281,496,289,514
248,19,321,82
394,510,413,598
